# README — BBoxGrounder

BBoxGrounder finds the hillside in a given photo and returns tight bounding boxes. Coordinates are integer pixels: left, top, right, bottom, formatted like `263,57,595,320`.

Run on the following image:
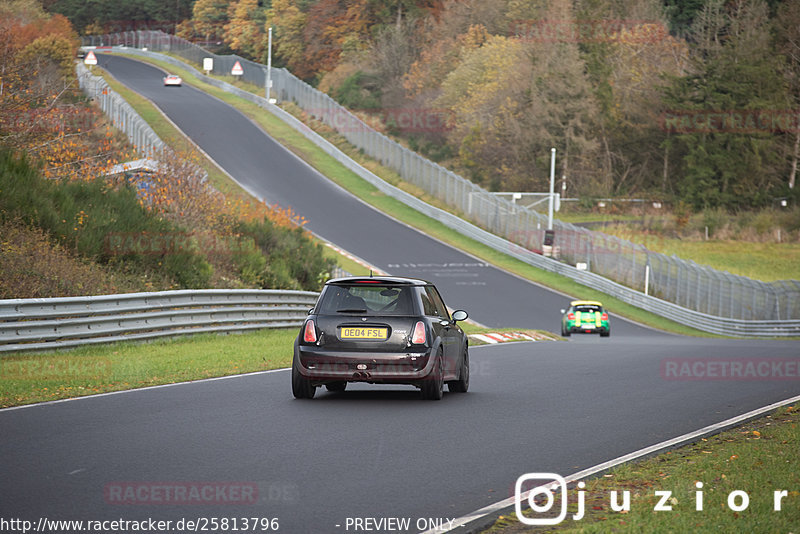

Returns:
0,2,334,299
48,0,800,213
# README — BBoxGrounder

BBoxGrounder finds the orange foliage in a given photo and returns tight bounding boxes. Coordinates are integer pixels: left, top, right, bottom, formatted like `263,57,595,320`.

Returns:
1,7,306,260
4,13,78,50
404,24,488,98
0,10,128,181
298,0,349,79
136,149,306,234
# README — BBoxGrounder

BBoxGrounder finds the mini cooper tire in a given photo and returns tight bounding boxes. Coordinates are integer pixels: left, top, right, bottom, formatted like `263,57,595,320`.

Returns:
292,360,316,399
448,347,469,393
421,352,444,401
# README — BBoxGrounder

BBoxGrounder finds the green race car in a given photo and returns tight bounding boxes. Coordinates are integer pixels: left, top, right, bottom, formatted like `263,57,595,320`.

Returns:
561,300,610,337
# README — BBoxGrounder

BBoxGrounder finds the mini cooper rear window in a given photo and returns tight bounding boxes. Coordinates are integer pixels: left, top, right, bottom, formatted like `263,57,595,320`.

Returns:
318,285,415,315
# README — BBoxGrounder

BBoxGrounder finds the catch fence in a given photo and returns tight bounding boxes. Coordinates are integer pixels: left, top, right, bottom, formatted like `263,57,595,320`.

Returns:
76,61,164,158
81,32,800,323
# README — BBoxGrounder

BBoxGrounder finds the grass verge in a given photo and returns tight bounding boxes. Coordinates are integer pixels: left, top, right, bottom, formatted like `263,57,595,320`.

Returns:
0,328,296,408
0,324,559,407
606,231,800,282
109,51,714,338
484,403,800,532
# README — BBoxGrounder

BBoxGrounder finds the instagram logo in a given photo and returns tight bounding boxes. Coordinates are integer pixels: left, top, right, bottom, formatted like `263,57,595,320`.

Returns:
514,473,568,525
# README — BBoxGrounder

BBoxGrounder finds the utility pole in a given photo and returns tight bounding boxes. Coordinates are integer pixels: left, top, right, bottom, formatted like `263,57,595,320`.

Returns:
548,147,556,230
266,26,273,102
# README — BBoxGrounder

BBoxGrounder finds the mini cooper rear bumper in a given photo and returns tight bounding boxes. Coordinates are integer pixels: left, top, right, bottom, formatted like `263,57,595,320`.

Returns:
295,343,435,384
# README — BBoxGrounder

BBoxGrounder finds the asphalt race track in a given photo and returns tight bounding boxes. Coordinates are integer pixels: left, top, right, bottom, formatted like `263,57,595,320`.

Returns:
3,337,800,532
0,54,798,533
91,54,643,335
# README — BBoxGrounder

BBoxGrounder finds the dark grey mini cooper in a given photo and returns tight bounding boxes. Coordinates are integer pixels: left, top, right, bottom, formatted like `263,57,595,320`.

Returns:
292,276,469,400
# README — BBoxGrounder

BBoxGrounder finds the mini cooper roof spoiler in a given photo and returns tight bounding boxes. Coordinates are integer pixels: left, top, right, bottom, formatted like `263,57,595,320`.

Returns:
326,276,430,286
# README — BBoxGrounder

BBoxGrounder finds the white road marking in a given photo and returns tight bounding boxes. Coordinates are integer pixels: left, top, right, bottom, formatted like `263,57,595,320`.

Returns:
423,392,800,533
0,368,290,413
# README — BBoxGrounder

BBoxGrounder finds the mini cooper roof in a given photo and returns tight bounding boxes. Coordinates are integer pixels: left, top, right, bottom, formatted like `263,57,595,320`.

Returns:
325,276,432,286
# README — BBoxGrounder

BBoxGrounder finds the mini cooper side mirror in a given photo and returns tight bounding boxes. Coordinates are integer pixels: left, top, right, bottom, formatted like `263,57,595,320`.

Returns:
452,310,468,322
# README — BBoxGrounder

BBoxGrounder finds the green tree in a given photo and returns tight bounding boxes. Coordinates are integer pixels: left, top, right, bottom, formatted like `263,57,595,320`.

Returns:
661,0,790,209
775,1,800,192
436,0,600,193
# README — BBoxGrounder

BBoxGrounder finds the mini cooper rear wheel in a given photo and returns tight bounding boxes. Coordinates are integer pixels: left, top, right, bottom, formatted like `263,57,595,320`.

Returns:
292,359,316,399
421,351,444,400
448,346,469,393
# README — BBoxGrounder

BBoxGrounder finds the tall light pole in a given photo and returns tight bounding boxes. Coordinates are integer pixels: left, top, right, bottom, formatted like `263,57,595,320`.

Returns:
548,147,556,230
265,26,273,102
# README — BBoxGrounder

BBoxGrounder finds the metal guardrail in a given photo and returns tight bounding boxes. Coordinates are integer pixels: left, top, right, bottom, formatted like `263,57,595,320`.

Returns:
79,45,800,337
0,290,318,353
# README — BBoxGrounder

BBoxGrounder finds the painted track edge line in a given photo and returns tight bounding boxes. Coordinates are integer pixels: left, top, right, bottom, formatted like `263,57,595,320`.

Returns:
423,392,800,534
0,367,290,413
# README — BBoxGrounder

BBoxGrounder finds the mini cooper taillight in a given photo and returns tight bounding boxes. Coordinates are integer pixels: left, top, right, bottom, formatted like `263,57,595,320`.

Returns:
601,313,608,321
411,321,426,344
567,313,575,321
303,320,317,343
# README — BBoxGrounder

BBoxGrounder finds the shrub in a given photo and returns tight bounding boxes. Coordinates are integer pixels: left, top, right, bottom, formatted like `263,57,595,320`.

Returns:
701,207,729,238
334,71,381,110
0,149,212,289
234,218,335,291
0,218,140,298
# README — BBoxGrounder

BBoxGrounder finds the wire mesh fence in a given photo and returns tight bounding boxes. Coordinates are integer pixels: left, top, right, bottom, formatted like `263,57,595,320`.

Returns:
76,61,165,159
82,31,800,321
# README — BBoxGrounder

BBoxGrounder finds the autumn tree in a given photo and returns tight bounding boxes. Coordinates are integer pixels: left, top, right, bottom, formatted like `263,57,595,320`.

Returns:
298,0,350,80
365,0,445,27
571,0,689,196
267,0,308,72
0,5,123,182
178,0,230,43
435,0,600,193
404,21,489,101
223,0,266,60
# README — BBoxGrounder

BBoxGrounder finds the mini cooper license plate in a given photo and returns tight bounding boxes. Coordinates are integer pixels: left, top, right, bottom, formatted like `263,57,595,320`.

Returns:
340,327,388,340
